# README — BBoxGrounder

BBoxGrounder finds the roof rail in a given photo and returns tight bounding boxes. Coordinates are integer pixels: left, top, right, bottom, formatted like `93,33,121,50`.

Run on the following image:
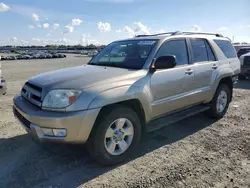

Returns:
135,32,174,37
179,32,224,37
135,31,224,38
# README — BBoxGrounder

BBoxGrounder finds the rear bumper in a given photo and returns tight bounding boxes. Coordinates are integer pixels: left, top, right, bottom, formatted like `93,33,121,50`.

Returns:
13,95,100,144
0,78,7,95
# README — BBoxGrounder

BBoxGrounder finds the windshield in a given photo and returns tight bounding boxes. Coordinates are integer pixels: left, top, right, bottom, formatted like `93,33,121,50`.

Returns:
89,40,157,69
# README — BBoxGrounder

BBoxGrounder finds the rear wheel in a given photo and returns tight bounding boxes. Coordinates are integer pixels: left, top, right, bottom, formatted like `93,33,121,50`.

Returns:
206,84,231,118
86,106,142,166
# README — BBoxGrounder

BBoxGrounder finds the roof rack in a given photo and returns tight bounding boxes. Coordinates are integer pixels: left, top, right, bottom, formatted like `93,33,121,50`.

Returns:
135,31,224,38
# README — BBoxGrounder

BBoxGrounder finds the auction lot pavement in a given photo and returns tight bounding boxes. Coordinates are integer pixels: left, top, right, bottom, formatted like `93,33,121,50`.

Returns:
1,56,250,188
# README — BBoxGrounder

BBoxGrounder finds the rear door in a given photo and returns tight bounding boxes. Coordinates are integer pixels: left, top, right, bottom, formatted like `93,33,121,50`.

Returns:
189,38,218,103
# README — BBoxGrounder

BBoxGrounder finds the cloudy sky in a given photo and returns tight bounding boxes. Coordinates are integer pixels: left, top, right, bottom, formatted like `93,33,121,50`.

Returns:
0,0,249,46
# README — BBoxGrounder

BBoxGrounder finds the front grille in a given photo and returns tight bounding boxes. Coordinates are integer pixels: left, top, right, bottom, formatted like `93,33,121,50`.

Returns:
244,56,250,66
21,82,43,107
13,108,31,129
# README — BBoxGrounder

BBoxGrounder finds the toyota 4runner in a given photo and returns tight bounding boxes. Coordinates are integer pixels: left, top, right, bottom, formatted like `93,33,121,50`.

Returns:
13,31,240,166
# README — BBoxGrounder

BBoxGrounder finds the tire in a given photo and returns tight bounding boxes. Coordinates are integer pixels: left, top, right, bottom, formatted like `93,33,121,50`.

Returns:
206,84,231,119
86,106,142,166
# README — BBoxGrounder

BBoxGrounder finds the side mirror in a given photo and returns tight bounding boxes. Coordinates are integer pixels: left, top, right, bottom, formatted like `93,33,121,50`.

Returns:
154,55,177,69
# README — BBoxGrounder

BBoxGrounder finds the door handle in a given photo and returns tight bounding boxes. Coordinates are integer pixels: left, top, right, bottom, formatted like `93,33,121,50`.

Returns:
212,64,218,70
185,69,193,75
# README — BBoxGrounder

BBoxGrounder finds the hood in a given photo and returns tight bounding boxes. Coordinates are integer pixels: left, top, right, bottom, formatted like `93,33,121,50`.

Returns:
29,64,148,93
241,52,250,57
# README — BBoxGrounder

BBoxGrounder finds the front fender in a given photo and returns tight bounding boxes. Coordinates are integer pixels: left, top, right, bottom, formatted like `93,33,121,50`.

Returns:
88,85,152,122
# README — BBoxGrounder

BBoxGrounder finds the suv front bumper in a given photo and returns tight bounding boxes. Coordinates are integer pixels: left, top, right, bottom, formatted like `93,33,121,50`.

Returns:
13,95,100,144
0,78,7,95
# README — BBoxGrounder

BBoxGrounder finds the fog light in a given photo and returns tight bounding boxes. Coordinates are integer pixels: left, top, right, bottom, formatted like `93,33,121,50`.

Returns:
52,129,67,137
41,128,54,136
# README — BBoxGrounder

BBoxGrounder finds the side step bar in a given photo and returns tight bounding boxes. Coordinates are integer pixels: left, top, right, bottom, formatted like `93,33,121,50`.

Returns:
146,105,210,132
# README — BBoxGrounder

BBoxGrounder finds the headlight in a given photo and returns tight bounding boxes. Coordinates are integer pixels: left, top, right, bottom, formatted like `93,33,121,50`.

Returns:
42,89,82,109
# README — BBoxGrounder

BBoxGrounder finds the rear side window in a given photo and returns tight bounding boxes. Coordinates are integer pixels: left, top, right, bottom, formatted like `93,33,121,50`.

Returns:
214,40,237,58
190,39,216,63
205,41,216,61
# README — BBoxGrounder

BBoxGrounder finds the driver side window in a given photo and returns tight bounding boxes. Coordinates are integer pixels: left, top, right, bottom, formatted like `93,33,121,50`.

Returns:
156,39,189,66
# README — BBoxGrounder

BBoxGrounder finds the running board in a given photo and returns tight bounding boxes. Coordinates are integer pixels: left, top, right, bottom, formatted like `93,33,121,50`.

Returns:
146,105,210,132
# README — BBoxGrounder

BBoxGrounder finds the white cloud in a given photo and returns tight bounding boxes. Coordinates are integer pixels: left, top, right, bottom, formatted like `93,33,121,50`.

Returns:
9,37,18,45
134,22,150,35
123,26,135,37
72,18,83,26
20,40,29,45
122,22,150,37
42,23,49,29
32,38,41,42
189,25,201,32
217,26,228,32
88,39,101,46
60,38,70,44
37,24,42,28
97,22,111,32
28,25,34,29
116,29,122,33
10,37,17,42
0,3,10,12
53,23,60,30
31,38,72,45
32,13,39,21
64,25,74,34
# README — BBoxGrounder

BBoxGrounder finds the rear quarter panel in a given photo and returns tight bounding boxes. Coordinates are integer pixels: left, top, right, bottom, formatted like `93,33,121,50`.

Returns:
206,39,240,102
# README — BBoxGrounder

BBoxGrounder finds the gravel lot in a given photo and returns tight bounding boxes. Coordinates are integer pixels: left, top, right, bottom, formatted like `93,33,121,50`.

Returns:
0,55,250,188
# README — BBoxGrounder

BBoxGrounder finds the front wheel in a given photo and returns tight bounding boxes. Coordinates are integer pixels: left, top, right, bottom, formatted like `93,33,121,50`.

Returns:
86,106,142,166
206,84,231,118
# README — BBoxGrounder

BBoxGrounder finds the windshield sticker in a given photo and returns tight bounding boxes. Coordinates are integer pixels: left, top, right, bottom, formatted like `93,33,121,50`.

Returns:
138,41,156,45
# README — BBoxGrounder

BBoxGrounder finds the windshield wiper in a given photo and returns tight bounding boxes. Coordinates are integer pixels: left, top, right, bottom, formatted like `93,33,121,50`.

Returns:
88,62,105,66
88,62,126,69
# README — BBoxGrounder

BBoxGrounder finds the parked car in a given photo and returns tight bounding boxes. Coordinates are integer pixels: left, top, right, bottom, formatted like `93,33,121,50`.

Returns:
239,52,250,79
39,54,46,59
46,54,53,59
33,54,41,59
58,53,66,58
51,54,59,58
6,56,17,60
13,32,240,166
0,56,6,61
0,57,7,95
16,55,24,60
23,55,32,59
237,47,250,58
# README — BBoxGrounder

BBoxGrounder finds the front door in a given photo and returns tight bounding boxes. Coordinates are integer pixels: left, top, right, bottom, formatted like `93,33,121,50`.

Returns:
150,39,195,118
